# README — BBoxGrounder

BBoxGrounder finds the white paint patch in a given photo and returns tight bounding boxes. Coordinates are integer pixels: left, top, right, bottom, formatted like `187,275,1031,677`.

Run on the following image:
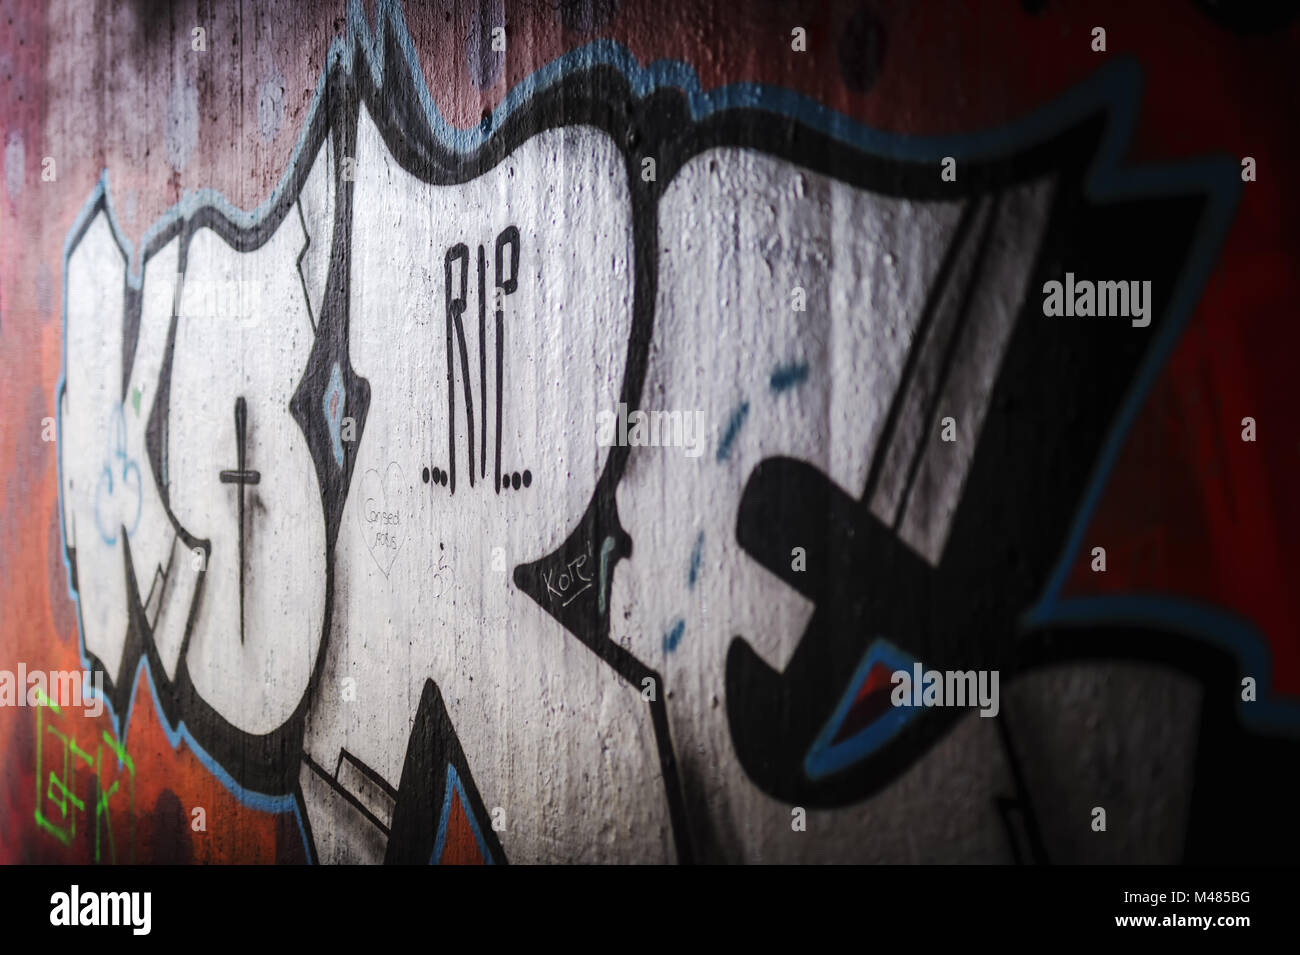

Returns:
60,215,130,679
127,237,195,680
610,151,961,860
169,210,325,736
299,104,668,863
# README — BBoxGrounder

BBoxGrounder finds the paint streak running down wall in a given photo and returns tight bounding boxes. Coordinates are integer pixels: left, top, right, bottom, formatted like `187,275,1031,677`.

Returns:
3,0,1299,864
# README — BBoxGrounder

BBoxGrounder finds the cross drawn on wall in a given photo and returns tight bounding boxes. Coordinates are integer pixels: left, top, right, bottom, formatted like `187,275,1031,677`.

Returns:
218,396,261,646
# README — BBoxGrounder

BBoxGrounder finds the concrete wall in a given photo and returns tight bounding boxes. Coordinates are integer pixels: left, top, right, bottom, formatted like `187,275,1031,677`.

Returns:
2,0,1298,864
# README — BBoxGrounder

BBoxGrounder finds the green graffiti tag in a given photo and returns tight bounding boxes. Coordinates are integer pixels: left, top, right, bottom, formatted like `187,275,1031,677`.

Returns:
34,688,135,862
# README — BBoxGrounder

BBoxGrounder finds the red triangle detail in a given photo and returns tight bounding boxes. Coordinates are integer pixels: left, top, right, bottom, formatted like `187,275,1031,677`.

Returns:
439,786,487,865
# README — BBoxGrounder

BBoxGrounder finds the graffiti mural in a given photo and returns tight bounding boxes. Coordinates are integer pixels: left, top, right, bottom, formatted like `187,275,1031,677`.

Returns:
5,0,1299,864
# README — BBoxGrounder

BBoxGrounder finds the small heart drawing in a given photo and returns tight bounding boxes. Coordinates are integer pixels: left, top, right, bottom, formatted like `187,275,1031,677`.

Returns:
357,462,407,577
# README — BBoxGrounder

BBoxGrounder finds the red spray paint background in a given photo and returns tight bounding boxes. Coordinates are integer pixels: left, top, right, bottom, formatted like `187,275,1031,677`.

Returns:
0,0,1296,862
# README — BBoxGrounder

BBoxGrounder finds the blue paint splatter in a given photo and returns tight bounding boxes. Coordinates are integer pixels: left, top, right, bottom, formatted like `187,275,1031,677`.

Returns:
93,405,142,546
662,619,685,654
769,361,809,393
687,532,704,588
323,362,346,469
715,401,749,462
